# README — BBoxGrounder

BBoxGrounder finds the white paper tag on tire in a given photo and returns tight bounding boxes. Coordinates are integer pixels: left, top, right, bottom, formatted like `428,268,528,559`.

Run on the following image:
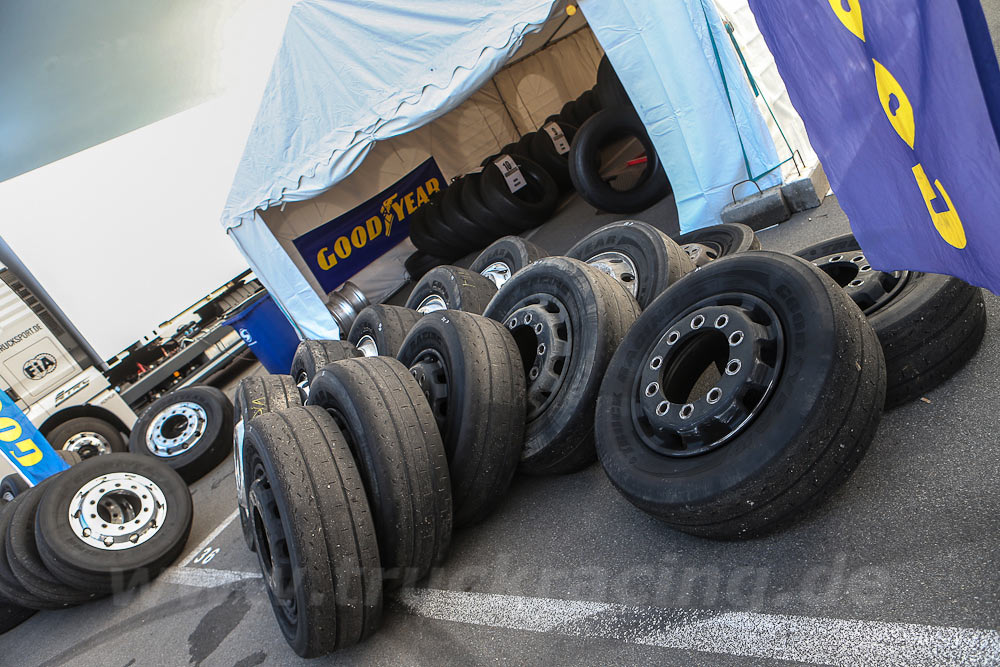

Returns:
493,154,526,193
543,122,571,155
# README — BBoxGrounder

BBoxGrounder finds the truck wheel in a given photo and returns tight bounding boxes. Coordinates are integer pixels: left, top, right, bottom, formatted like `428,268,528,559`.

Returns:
480,155,559,228
483,257,641,474
34,453,192,595
289,340,360,401
405,251,448,282
0,502,62,610
405,266,497,315
595,252,886,538
233,374,301,553
244,406,382,657
348,305,423,357
128,386,234,483
795,233,986,407
566,220,694,308
5,482,100,606
46,417,126,459
397,310,526,527
0,476,27,504
56,450,82,466
306,357,451,589
672,223,761,267
469,236,549,290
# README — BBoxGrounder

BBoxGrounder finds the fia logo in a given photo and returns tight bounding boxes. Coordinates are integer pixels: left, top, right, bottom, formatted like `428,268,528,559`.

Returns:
23,353,57,380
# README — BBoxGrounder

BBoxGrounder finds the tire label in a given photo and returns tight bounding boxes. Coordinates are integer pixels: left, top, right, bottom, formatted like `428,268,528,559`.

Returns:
543,122,571,155
493,155,526,193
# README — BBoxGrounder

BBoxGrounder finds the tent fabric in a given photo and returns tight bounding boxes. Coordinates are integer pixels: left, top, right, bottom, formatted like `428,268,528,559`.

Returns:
580,0,781,231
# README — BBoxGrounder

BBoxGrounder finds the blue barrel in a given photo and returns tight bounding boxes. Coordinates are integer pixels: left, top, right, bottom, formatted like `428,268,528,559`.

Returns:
224,293,300,374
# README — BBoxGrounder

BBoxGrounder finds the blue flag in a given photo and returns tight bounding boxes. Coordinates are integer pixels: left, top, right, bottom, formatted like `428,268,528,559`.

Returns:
0,390,68,485
746,0,1000,293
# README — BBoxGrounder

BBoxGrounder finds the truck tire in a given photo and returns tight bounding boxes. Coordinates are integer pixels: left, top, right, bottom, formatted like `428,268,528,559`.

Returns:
397,311,526,527
460,171,520,236
469,236,550,290
0,602,34,634
480,155,559,229
128,386,234,483
566,220,695,308
0,501,62,610
34,453,193,595
408,194,469,259
405,251,448,282
483,257,640,474
795,233,986,407
290,340,360,400
595,55,632,110
348,305,423,357
0,476,27,504
46,417,126,459
529,122,577,191
244,407,382,657
233,374,301,552
438,177,505,242
306,357,451,589
571,89,600,125
405,266,497,315
672,223,761,267
595,252,887,539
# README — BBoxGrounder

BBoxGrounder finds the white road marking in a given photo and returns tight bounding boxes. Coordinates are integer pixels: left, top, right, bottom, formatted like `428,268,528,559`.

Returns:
394,588,1000,667
160,567,261,588
177,508,240,567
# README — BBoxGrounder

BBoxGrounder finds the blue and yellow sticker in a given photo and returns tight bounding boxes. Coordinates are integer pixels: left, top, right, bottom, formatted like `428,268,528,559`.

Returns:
0,390,69,486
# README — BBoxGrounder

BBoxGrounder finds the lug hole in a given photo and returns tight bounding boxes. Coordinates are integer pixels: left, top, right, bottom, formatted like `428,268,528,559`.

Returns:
529,367,539,380
707,387,723,404
655,401,670,416
829,255,843,262
537,343,546,355
645,382,659,397
680,404,694,419
728,330,744,346
667,331,680,345
509,318,517,329
524,313,533,324
714,314,729,328
849,279,864,287
534,323,543,334
726,359,742,375
691,314,705,329
649,356,663,370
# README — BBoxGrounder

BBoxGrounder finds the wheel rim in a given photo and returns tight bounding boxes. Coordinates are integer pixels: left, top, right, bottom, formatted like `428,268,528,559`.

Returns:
63,431,112,459
295,371,310,400
248,463,297,630
416,294,448,314
681,242,720,268
632,293,784,457
585,251,639,297
480,261,513,289
809,251,909,315
68,472,167,550
145,401,208,458
408,350,450,430
356,334,379,357
504,295,573,420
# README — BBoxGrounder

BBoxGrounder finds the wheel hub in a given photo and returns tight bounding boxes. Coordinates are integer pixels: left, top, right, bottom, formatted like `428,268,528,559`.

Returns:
249,474,297,623
504,297,572,420
681,242,719,268
355,334,379,357
295,371,310,400
408,350,450,429
145,401,207,457
810,251,909,315
633,295,784,457
585,251,639,297
64,431,112,459
415,294,448,314
68,472,167,550
480,261,512,289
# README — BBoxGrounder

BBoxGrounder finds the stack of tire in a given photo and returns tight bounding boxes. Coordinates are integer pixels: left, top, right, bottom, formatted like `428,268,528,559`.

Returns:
0,453,193,633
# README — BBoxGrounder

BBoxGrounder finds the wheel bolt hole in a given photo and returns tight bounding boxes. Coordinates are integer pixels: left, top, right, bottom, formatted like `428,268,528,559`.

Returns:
537,343,546,355
667,331,680,345
649,356,662,370
509,319,517,329
729,331,744,346
714,314,728,328
680,404,694,419
691,315,705,329
529,367,539,380
849,279,864,287
534,323,543,334
645,382,659,397
655,401,670,416
829,255,844,262
860,265,871,272
621,273,635,283
726,359,742,375
524,313,533,324
707,387,723,404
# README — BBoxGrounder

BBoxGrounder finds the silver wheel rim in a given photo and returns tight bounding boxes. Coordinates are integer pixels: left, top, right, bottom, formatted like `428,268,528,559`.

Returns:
480,261,512,289
416,294,448,314
586,251,639,297
356,334,379,357
145,401,208,458
69,472,167,550
295,371,310,400
64,431,112,457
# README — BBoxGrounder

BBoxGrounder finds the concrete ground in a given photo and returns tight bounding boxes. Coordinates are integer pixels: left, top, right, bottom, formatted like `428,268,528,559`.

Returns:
6,191,999,666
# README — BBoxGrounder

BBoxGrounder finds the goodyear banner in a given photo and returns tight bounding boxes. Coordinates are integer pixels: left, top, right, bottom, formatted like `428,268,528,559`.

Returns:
0,389,68,486
746,0,1000,292
293,157,445,293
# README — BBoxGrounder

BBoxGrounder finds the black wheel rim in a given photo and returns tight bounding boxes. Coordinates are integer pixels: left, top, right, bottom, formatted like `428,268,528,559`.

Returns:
502,295,573,420
408,349,450,431
681,242,721,267
631,293,784,457
808,250,909,315
248,458,297,631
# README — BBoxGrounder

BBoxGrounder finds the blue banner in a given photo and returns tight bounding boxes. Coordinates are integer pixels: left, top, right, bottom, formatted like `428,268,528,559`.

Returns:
0,390,68,485
746,0,1000,293
293,157,446,293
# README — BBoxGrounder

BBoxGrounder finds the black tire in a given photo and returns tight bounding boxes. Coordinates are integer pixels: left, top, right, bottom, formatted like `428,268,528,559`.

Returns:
408,192,468,259
244,406,381,657
56,450,82,466
5,482,99,606
480,155,559,229
348,304,423,357
596,55,632,110
596,251,887,539
290,340,360,400
0,476,27,504
437,177,497,246
0,501,62,611
35,453,193,595
460,171,520,235
559,99,579,125
571,89,599,125
529,122,577,191
568,108,671,213
45,417,126,459
469,236,550,289
305,357,451,589
127,386,234,483
405,266,497,315
795,233,987,407
233,374,302,553
566,220,695,308
672,223,761,267
405,250,449,281
0,602,35,634
397,311,526,527
483,257,641,474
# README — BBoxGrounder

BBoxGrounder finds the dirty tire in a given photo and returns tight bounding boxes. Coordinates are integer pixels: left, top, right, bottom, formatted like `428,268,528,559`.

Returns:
290,340,361,399
306,357,451,589
795,233,986,407
397,310,526,527
348,305,424,357
469,236,550,289
244,406,382,657
405,265,498,315
596,252,887,539
0,500,65,610
0,476,28,504
46,416,126,458
672,223,761,267
405,250,449,282
483,257,641,474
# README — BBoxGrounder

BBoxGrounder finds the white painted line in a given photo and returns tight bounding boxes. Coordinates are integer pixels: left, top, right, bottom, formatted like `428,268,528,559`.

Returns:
395,588,1000,667
177,508,240,567
161,567,261,588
